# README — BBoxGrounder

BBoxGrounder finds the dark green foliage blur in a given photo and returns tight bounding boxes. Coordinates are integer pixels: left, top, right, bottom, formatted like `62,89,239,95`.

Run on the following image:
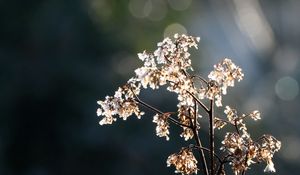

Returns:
1,0,299,174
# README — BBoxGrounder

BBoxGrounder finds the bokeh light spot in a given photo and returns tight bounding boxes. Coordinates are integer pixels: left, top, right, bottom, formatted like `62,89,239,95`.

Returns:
128,0,149,18
281,136,300,162
144,0,153,17
164,23,187,38
274,47,299,73
275,76,299,101
88,0,112,22
147,0,167,21
168,0,192,11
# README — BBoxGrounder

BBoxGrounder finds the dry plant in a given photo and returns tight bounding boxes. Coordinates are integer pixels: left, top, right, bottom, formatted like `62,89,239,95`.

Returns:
96,34,281,175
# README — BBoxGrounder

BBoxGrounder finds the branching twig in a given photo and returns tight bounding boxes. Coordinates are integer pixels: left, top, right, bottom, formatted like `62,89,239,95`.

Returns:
97,36,281,175
130,87,191,128
234,119,241,135
186,90,209,113
191,74,208,84
191,145,222,164
134,98,191,128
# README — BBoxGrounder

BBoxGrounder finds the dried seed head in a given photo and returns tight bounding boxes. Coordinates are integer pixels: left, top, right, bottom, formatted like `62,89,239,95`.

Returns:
167,148,198,175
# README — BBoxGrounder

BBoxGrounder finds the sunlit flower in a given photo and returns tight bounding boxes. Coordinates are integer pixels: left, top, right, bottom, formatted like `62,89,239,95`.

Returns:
249,110,261,120
96,34,280,175
224,106,238,124
153,113,170,140
207,58,244,106
167,148,198,175
221,132,260,174
178,106,195,140
264,160,276,173
214,117,227,129
97,83,144,125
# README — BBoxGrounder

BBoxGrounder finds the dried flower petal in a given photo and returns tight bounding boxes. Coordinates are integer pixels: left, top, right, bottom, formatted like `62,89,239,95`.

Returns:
264,160,276,173
249,110,261,120
224,106,238,123
214,117,227,129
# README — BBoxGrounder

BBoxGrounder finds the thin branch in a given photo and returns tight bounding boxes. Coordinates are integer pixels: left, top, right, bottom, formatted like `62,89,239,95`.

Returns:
190,103,209,175
181,69,190,77
186,90,209,113
241,159,247,175
192,103,198,129
234,119,241,135
240,113,251,120
191,75,208,84
242,148,250,175
215,118,230,124
215,118,243,136
134,98,191,128
129,86,191,128
134,97,163,115
216,162,226,175
216,154,236,175
168,115,191,128
191,145,222,163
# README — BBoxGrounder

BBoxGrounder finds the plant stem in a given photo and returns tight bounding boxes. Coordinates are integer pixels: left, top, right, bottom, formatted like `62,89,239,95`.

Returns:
191,145,222,163
186,90,209,113
191,102,209,175
134,98,191,128
130,87,191,128
194,135,209,175
216,162,225,175
209,99,215,175
234,119,241,135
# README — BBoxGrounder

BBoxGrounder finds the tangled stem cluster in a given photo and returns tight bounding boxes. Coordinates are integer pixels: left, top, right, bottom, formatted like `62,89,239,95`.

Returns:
97,34,281,175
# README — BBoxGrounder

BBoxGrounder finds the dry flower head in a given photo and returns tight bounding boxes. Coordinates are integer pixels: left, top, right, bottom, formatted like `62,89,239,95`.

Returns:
96,34,281,175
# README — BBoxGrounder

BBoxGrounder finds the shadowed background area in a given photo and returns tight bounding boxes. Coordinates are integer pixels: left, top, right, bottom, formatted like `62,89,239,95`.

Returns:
1,0,299,174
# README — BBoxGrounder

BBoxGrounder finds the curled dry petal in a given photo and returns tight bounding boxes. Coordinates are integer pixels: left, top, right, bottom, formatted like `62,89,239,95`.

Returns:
214,117,227,129
264,160,276,173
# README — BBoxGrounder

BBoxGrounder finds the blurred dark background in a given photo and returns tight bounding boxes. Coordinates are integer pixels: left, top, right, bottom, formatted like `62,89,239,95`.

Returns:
1,0,299,174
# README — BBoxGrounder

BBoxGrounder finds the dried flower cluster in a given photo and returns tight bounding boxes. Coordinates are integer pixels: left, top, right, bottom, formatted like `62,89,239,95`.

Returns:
167,148,198,175
96,34,281,175
153,113,170,140
97,80,144,125
207,59,244,106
